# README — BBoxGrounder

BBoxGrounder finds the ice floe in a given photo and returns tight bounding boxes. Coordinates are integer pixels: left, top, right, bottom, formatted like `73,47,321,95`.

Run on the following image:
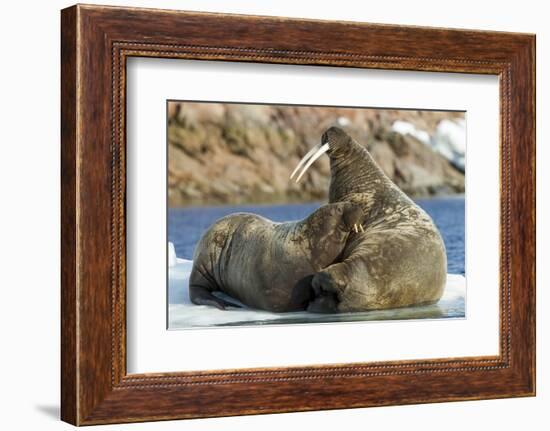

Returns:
168,253,466,329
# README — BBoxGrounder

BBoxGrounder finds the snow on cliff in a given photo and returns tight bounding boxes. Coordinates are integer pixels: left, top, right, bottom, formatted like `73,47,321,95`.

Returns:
392,119,466,172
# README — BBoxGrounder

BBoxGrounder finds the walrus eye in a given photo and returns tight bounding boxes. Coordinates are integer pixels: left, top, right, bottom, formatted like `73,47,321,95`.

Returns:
291,142,330,183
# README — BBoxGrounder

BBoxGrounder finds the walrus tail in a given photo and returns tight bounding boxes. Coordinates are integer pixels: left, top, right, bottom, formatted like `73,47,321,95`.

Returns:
189,285,241,310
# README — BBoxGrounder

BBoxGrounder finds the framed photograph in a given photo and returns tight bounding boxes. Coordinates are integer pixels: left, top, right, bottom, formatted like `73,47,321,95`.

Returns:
61,4,535,425
165,100,467,330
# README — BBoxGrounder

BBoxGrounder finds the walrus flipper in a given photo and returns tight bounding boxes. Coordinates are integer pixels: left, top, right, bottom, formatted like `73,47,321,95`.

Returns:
306,272,341,313
189,285,239,310
307,293,339,313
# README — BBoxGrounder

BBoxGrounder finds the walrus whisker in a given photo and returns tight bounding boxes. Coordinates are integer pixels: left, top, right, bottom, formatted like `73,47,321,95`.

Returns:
294,143,330,183
290,143,323,179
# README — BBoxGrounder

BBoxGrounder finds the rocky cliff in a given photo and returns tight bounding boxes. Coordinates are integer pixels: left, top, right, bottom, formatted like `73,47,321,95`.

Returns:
168,102,465,207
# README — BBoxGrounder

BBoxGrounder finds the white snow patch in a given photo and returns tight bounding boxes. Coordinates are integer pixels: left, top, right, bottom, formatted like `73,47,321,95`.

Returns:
432,119,466,171
391,119,466,171
391,120,431,145
337,116,351,127
168,242,177,268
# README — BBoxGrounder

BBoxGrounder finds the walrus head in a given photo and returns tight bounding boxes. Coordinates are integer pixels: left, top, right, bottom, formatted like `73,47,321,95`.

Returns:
291,126,391,204
335,202,365,233
305,202,365,242
290,126,362,183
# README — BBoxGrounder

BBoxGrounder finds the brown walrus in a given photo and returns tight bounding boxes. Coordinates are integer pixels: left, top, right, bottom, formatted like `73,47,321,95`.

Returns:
189,202,364,312
291,126,447,312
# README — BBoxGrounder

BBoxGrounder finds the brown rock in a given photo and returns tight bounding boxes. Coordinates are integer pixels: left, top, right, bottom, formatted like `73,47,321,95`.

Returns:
167,102,465,206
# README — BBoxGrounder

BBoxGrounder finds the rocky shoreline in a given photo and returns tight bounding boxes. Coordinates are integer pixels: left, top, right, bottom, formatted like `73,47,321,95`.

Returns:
168,102,465,207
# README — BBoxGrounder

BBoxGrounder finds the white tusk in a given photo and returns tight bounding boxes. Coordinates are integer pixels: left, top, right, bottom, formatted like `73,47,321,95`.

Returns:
290,143,322,179
353,224,358,233
294,143,330,183
359,224,365,232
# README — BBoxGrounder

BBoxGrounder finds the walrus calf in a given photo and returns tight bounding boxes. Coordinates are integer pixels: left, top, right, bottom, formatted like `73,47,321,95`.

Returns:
292,126,447,312
189,202,364,312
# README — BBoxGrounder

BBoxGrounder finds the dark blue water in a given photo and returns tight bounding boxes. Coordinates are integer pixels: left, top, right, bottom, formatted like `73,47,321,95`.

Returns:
168,196,465,275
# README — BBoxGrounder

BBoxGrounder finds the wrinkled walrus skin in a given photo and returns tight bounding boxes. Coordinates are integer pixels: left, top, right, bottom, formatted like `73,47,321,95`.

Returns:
189,202,364,312
297,127,447,313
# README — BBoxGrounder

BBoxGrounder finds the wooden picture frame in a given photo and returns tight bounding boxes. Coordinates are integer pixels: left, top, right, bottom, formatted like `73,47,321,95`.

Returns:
61,4,535,425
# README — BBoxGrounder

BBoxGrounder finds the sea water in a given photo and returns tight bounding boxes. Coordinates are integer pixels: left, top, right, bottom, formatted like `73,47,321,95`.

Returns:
168,195,465,275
